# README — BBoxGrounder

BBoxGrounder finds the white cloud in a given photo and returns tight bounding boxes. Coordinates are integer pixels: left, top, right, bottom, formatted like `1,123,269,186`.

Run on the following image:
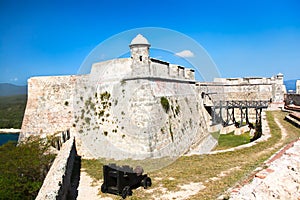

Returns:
10,77,18,82
175,50,194,58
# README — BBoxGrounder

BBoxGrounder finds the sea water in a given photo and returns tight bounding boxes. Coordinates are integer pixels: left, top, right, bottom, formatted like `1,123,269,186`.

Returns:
0,133,19,146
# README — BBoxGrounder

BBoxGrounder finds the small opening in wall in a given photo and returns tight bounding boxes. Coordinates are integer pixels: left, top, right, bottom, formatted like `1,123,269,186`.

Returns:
139,56,142,61
201,92,205,99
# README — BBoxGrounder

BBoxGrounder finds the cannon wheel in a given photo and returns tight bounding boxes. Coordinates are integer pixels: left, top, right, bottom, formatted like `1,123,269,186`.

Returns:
101,184,107,193
142,177,152,189
122,186,132,199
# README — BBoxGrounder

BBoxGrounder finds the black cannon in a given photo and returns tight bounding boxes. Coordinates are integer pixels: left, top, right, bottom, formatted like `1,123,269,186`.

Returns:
101,164,152,199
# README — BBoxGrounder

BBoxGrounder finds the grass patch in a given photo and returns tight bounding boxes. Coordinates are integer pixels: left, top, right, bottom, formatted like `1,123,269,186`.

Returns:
214,131,251,150
81,159,104,181
160,97,170,113
81,111,300,199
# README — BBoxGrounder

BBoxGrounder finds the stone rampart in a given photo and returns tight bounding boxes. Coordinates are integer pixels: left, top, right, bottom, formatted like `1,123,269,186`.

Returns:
212,74,286,103
19,54,210,161
36,137,77,200
19,75,79,140
197,82,273,102
72,75,211,159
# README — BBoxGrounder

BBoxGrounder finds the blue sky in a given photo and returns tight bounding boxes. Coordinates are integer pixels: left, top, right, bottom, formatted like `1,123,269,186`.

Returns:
0,0,299,85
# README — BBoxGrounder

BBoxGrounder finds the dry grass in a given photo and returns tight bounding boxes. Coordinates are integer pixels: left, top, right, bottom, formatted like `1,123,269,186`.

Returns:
82,111,300,199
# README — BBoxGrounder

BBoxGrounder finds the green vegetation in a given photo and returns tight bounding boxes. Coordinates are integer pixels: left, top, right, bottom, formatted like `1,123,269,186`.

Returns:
100,91,111,101
85,97,95,111
214,131,251,150
0,137,55,199
160,97,170,113
81,159,104,181
82,111,300,199
84,117,91,124
0,94,27,128
98,110,105,117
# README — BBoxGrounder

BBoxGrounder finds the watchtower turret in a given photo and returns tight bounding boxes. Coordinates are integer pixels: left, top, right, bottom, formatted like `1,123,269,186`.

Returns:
129,34,151,76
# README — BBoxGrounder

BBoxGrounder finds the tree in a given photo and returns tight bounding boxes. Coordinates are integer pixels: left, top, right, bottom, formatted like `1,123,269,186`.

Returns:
0,137,55,199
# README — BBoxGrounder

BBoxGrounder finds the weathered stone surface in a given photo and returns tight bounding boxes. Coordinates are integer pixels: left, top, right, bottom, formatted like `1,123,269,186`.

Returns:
229,140,300,200
20,75,78,140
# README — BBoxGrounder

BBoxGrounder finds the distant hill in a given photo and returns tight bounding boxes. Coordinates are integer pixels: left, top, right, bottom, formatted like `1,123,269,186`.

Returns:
0,83,27,96
284,79,297,91
0,94,27,128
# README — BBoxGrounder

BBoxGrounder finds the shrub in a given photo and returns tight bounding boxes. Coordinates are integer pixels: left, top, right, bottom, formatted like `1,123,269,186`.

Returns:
160,97,170,113
100,91,111,101
0,137,55,199
85,117,91,124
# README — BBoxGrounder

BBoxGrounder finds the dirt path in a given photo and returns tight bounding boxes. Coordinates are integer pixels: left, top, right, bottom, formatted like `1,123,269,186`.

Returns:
77,170,112,200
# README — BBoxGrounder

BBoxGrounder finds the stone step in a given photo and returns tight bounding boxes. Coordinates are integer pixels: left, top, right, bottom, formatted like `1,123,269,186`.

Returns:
285,115,300,128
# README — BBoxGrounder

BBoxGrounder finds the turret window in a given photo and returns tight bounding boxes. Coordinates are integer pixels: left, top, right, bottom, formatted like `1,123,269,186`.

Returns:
139,56,142,61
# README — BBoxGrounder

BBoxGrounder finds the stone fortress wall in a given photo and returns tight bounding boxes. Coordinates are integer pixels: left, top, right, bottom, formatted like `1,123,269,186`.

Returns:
19,34,287,161
20,75,78,140
20,34,211,160
213,74,285,102
197,74,286,123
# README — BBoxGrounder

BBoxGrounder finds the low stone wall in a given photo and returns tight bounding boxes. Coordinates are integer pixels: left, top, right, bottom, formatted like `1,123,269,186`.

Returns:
36,137,76,200
220,124,250,135
285,112,300,128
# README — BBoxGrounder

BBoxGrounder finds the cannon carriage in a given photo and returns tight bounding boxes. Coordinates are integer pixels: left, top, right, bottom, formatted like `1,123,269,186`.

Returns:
101,164,152,199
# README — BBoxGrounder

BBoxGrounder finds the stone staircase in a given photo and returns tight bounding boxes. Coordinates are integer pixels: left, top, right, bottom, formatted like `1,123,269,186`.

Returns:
285,112,300,128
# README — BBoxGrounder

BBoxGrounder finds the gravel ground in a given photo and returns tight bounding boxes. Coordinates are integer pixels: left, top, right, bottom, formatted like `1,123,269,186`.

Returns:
77,171,112,200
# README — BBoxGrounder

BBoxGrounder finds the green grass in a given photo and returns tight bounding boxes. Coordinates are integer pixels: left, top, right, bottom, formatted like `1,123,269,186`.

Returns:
81,159,104,181
214,131,251,150
0,94,27,128
81,111,300,200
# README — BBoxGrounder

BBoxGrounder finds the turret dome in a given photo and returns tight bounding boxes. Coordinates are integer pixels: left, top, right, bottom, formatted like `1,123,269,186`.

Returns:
130,34,150,46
